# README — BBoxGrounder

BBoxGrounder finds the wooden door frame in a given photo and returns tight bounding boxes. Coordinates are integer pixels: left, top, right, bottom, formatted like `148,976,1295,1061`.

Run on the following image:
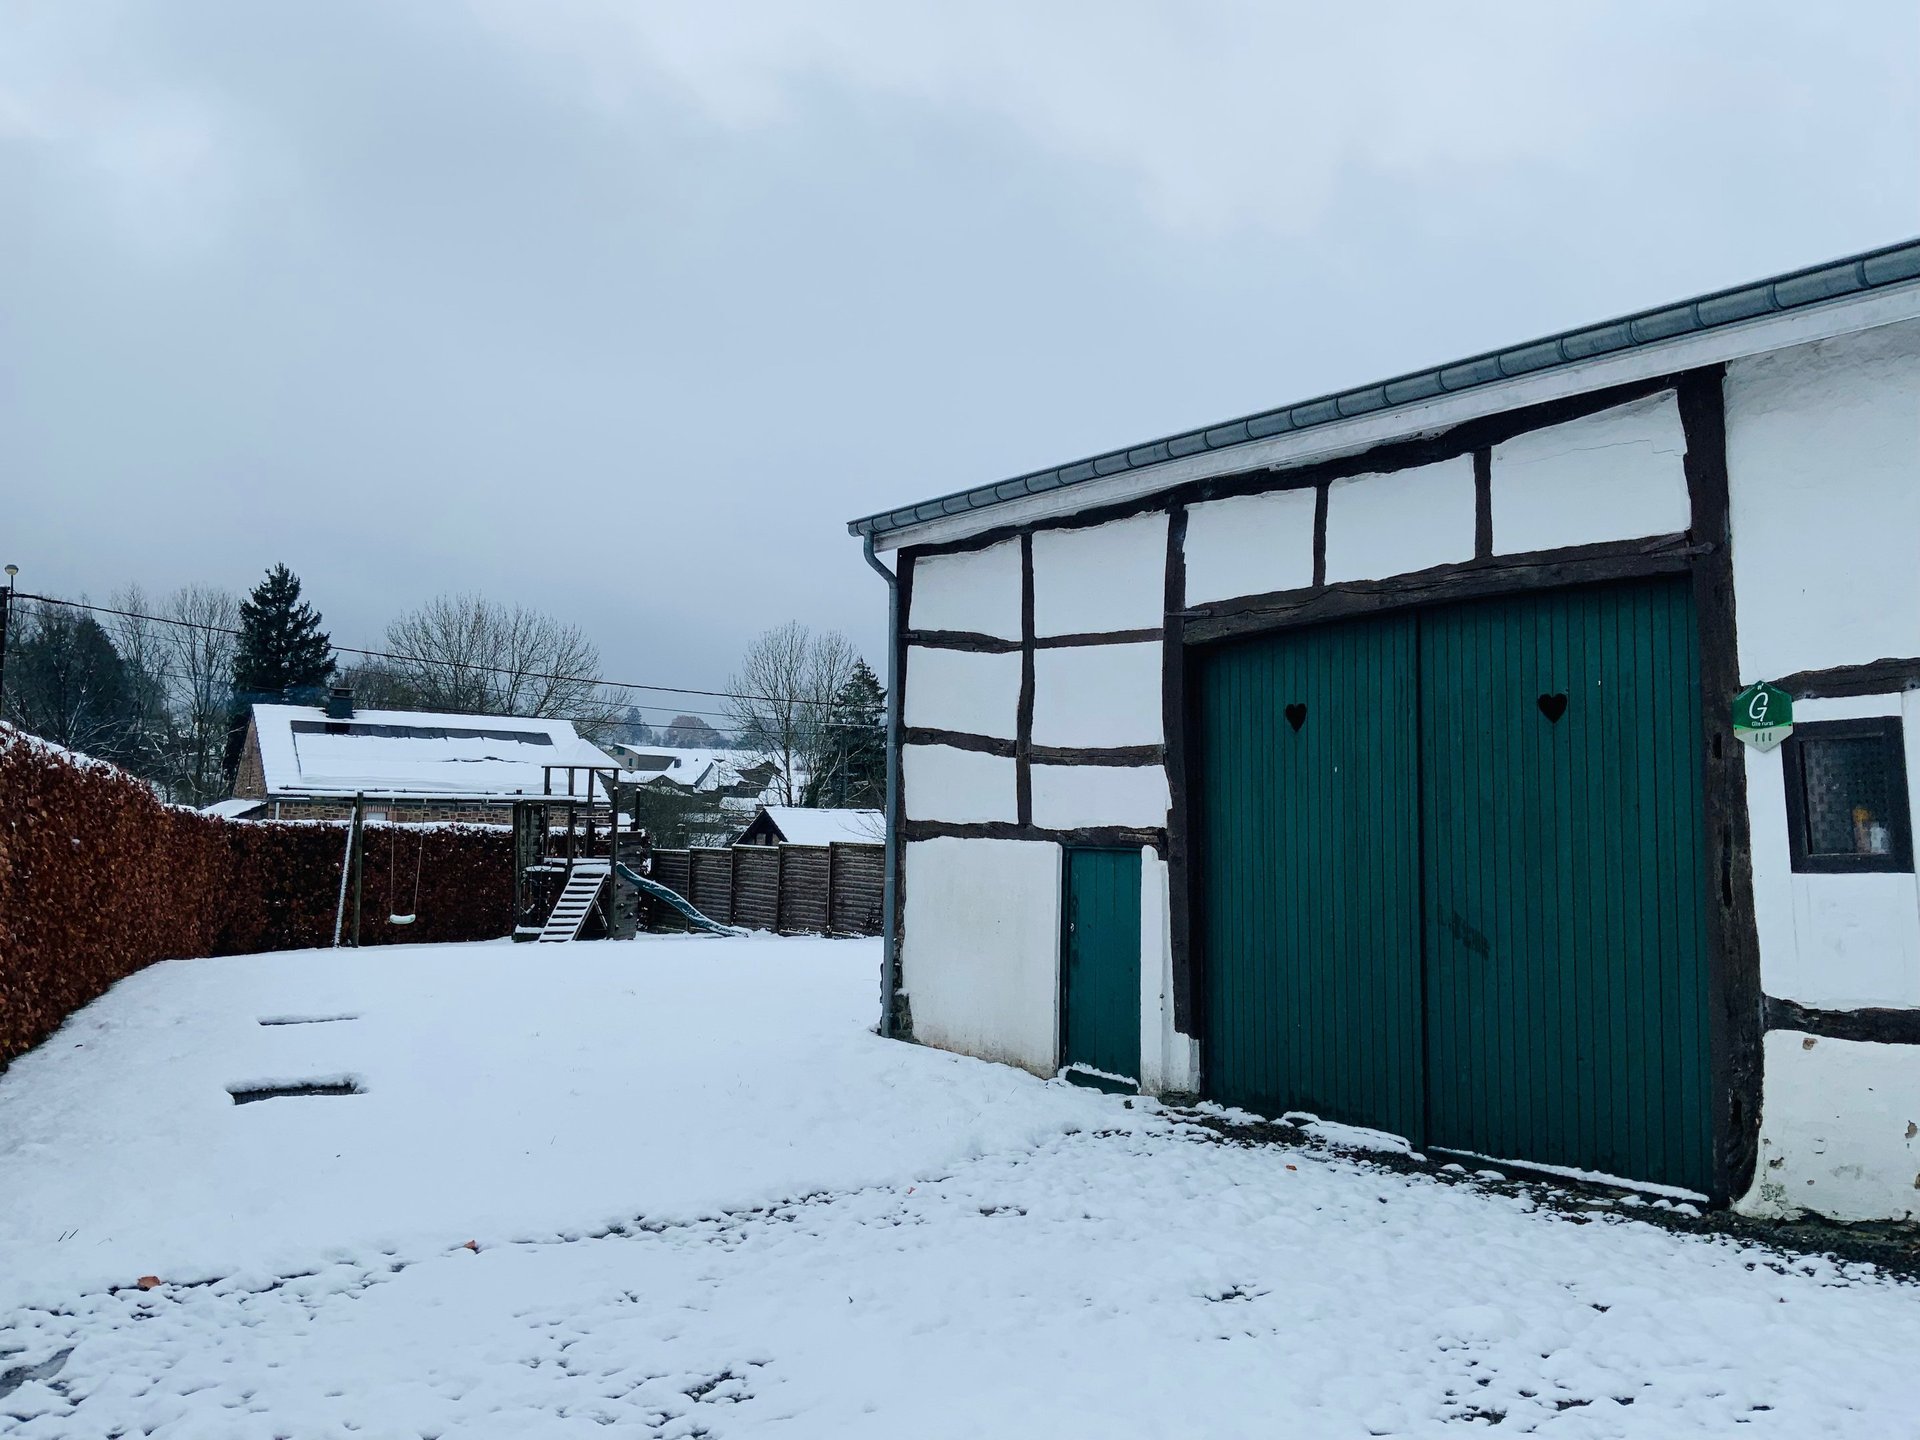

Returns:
1165,364,1758,1205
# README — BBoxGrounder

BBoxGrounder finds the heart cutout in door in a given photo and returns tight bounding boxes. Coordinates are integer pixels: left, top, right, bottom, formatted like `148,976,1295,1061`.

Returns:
1537,692,1568,723
1284,703,1307,732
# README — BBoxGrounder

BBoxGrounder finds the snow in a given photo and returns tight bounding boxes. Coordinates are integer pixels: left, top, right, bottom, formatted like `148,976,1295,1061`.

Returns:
197,797,265,820
754,806,883,846
250,703,619,801
4,937,1920,1437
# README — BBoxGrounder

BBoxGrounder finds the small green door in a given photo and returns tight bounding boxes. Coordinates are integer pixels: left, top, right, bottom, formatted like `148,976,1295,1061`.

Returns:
1420,578,1711,1193
1061,848,1142,1091
1192,614,1425,1142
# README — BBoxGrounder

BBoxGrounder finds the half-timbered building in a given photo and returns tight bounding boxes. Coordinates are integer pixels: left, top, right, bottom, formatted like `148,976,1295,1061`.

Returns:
850,237,1920,1223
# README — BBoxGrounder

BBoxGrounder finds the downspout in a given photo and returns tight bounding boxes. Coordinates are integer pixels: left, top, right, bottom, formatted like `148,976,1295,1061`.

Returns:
862,533,902,1039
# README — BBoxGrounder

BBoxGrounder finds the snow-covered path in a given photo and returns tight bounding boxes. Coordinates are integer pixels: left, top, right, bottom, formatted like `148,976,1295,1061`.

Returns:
3,938,1918,1437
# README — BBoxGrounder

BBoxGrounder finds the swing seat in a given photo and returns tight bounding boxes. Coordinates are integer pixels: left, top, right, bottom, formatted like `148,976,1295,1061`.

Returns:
388,913,417,926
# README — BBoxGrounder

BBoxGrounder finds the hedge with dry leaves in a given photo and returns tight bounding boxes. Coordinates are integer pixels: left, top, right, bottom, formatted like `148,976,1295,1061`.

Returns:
0,727,512,1070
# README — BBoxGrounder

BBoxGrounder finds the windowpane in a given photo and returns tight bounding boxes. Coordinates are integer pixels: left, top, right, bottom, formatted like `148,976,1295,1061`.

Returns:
1798,731,1905,858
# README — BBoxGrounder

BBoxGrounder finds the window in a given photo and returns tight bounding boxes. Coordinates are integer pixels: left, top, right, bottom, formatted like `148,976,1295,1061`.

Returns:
1781,717,1913,874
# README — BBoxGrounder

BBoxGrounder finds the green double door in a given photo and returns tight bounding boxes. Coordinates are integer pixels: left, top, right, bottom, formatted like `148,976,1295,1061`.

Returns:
1193,577,1712,1194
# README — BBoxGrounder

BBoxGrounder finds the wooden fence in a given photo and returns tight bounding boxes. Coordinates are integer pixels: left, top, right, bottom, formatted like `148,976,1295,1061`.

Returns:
643,842,885,936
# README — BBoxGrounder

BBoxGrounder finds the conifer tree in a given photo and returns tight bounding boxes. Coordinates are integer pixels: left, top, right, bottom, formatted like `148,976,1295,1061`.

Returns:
802,658,886,808
232,564,336,701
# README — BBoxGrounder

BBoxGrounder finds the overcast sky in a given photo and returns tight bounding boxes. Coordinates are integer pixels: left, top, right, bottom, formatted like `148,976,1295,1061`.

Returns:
4,1,1916,722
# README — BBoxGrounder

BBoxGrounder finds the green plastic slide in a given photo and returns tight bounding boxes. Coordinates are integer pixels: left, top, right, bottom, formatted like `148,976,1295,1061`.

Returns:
614,863,742,937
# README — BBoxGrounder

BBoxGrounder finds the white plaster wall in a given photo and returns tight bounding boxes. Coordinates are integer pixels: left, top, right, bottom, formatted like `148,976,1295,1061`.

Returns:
902,838,1062,1076
908,539,1023,640
902,744,1018,824
1726,319,1920,681
1031,513,1166,636
1138,849,1201,1096
1745,692,1920,1010
1183,487,1318,604
1030,763,1169,831
1031,642,1163,748
1322,455,1476,582
1490,391,1691,553
902,647,1020,740
1738,1031,1920,1224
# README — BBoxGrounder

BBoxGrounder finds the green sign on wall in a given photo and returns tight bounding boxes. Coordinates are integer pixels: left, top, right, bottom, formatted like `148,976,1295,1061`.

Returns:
1733,681,1794,752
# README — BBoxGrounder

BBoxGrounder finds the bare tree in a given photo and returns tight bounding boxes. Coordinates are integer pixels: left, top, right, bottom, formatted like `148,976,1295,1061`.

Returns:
378,594,618,731
158,584,240,804
108,585,170,779
725,623,860,806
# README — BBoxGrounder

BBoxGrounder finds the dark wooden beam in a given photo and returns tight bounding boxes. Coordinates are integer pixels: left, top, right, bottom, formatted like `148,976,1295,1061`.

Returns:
1163,504,1196,1036
1017,534,1035,827
1310,481,1329,590
902,728,1016,757
1765,996,1920,1046
902,818,1166,850
1772,656,1920,699
1183,534,1700,645
1032,628,1163,649
1473,447,1493,560
904,629,1021,654
1029,744,1164,767
1677,366,1764,1209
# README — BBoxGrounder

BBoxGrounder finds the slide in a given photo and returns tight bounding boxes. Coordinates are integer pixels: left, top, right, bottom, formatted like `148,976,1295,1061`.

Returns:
613,863,743,938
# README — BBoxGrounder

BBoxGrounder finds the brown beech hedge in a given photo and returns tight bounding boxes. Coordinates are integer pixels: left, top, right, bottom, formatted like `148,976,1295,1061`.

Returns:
0,727,512,1069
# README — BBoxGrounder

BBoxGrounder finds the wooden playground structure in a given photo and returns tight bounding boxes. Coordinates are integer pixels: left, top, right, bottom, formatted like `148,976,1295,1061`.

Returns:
512,763,735,942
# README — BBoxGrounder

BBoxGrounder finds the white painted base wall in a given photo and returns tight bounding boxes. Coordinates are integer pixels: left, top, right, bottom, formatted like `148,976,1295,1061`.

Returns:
1139,849,1200,1095
1738,1031,1920,1224
902,838,1062,1077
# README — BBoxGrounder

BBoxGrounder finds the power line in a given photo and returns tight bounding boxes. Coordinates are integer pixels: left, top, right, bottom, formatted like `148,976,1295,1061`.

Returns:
12,591,855,715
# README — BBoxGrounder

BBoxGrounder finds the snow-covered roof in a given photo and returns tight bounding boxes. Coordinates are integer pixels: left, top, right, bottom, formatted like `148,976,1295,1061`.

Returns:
612,745,733,790
755,807,885,846
251,703,619,801
202,797,267,820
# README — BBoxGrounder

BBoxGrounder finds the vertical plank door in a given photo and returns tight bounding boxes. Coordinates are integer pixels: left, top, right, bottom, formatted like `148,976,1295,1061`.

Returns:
1061,847,1143,1091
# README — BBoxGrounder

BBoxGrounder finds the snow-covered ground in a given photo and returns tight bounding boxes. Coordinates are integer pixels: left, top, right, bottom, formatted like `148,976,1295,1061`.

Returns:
2,938,1918,1437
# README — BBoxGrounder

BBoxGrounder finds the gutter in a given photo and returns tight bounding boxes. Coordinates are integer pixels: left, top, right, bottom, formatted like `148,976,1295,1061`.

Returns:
862,534,904,1039
848,236,1920,545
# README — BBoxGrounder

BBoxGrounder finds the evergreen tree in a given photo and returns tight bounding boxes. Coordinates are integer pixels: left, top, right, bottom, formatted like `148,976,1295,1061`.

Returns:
232,564,336,702
802,659,886,808
225,565,336,785
4,602,142,765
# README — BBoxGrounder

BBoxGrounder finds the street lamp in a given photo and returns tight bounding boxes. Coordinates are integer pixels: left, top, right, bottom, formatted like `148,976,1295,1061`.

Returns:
0,564,16,716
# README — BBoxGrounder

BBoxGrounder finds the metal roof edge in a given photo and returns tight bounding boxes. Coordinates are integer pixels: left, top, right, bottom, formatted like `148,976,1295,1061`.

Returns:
847,236,1920,541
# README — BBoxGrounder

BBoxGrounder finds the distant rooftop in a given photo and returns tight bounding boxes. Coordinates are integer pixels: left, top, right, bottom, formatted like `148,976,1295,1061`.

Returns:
251,702,617,802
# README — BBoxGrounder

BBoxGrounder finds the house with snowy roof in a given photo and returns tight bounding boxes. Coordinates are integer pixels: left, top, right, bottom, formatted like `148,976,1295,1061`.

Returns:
230,686,621,823
734,806,884,847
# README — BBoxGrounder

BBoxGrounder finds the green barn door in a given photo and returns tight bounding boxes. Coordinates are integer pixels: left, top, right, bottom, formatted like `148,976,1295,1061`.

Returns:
1419,578,1711,1194
1061,848,1142,1091
1193,615,1425,1143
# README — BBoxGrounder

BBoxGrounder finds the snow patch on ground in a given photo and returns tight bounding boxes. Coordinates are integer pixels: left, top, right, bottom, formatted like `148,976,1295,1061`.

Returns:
3,936,1919,1436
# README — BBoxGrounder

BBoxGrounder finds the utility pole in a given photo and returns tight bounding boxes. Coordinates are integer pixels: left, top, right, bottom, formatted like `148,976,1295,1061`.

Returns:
0,564,16,717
